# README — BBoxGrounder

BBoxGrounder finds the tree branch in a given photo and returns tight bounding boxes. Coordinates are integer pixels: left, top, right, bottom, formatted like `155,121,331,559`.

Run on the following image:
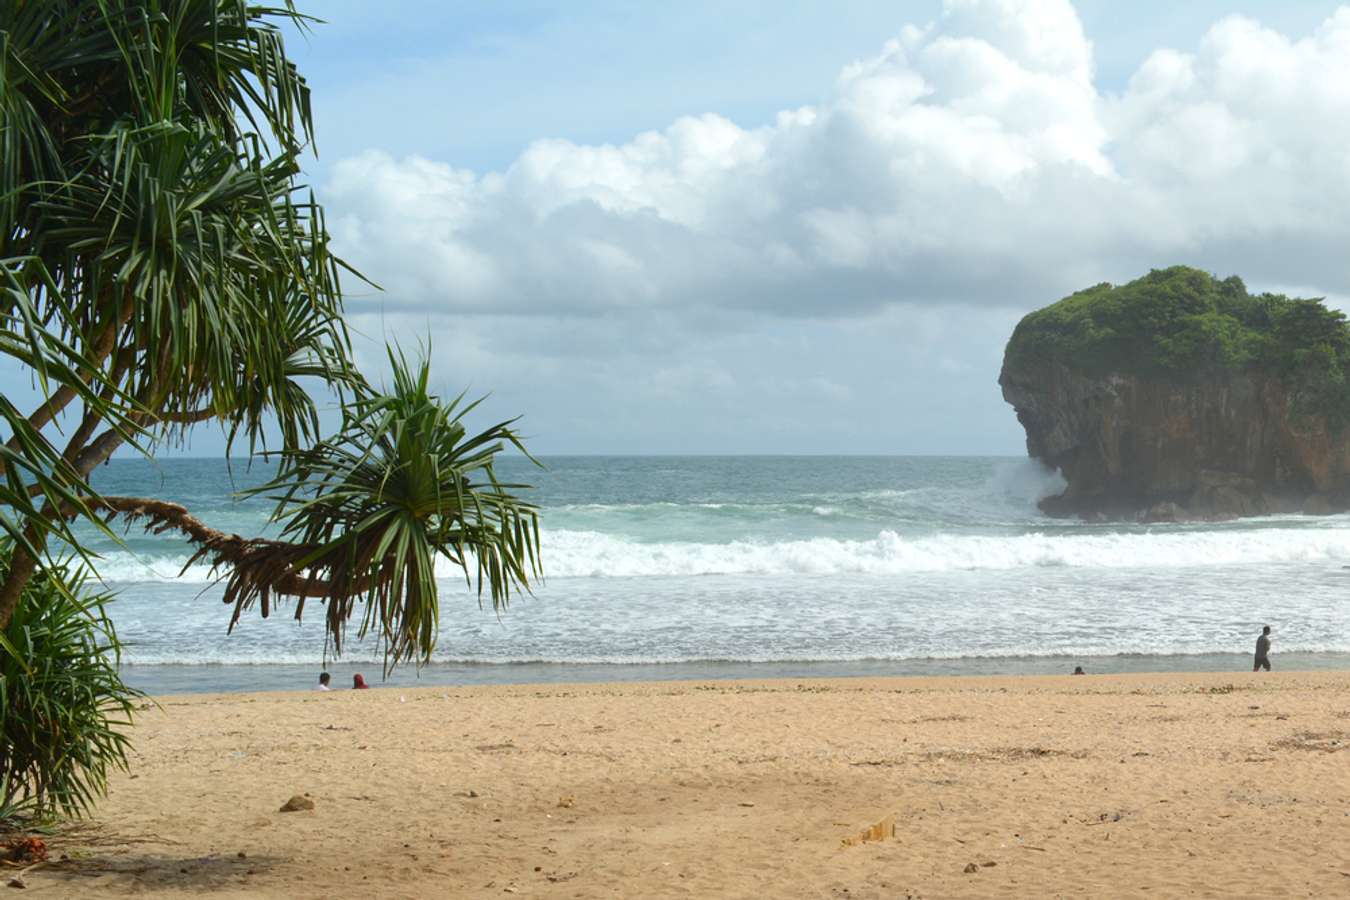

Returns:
91,495,387,600
22,400,107,497
71,425,130,477
2,297,133,474
155,406,219,425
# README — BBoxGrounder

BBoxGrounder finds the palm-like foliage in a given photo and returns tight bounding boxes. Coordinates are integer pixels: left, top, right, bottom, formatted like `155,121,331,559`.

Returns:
0,0,544,821
0,548,142,822
31,119,354,446
0,256,141,558
2,1,313,228
88,351,543,672
3,0,543,636
0,1,355,625
232,349,542,669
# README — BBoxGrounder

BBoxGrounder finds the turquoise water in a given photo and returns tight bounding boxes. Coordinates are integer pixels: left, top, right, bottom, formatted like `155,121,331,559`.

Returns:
75,456,1350,693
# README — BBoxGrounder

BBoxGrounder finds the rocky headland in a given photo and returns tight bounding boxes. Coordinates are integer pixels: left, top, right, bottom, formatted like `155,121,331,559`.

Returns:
1000,266,1350,521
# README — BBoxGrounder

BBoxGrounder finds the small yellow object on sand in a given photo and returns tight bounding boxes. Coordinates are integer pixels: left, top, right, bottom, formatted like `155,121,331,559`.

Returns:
841,814,895,847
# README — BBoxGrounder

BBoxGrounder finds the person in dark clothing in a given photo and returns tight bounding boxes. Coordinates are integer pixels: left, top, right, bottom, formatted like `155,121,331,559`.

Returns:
1253,625,1272,672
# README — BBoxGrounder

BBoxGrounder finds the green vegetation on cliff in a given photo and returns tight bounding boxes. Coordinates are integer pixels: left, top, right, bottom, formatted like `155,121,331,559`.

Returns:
1005,266,1350,424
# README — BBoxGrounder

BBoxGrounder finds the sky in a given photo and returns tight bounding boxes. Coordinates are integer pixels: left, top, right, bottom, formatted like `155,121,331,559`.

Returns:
59,0,1350,455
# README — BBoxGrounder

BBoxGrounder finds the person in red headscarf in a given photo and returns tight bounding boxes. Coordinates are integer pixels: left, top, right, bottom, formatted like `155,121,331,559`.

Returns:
352,673,370,689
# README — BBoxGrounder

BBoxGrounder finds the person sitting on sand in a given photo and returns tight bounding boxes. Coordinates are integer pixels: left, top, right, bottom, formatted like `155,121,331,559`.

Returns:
318,672,332,691
1253,626,1273,672
1072,666,1085,675
353,673,370,689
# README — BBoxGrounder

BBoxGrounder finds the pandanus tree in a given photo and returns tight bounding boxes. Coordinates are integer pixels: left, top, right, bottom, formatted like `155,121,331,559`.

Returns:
0,1,540,815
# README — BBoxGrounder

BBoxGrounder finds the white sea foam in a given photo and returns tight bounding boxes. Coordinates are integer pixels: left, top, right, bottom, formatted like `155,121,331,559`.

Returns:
82,457,1350,684
91,522,1350,583
536,527,1350,577
92,554,219,583
117,643,1350,667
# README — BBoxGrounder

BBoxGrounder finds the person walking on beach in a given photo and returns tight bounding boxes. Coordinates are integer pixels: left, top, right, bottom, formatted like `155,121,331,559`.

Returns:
317,672,332,691
1253,625,1273,672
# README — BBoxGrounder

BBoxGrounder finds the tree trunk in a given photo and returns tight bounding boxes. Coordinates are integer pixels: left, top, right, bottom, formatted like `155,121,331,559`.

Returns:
0,408,130,631
0,303,135,630
0,541,38,630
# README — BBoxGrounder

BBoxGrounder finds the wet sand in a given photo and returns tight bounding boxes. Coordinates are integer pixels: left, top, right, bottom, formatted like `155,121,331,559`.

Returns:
21,670,1350,898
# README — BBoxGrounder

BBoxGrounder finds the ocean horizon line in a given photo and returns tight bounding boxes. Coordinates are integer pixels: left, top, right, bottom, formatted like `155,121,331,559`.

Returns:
104,450,1034,462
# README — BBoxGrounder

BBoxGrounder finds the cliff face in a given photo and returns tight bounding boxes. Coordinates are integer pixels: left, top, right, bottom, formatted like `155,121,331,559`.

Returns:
1000,267,1350,521
999,362,1350,520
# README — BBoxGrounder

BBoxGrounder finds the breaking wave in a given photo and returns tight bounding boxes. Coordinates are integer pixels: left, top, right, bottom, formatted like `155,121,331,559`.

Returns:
91,522,1350,583
537,526,1350,577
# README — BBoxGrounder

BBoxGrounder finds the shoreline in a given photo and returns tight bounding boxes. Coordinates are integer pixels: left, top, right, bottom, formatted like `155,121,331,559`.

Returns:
30,669,1350,898
118,650,1350,695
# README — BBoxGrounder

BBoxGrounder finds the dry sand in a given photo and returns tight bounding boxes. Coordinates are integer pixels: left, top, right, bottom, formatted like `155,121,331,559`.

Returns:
18,670,1350,898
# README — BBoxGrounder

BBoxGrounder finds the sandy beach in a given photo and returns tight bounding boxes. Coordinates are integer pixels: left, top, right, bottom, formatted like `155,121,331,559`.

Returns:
17,670,1350,898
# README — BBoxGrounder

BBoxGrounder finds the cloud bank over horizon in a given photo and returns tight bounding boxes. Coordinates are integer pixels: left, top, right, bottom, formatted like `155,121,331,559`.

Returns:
316,0,1350,454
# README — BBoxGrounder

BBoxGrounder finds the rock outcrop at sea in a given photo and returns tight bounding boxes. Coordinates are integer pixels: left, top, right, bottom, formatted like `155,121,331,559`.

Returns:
999,267,1350,521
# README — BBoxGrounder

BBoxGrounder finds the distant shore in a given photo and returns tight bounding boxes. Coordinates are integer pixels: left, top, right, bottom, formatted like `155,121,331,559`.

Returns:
31,670,1350,898
119,650,1350,695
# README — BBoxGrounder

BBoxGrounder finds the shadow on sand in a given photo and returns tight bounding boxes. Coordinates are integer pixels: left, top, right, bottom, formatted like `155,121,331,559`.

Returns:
28,836,282,895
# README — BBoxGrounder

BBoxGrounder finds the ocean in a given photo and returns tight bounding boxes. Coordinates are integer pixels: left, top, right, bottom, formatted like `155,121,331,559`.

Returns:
79,455,1350,694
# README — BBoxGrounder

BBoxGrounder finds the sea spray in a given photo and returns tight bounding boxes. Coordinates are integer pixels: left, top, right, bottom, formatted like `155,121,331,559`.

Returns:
988,458,1067,504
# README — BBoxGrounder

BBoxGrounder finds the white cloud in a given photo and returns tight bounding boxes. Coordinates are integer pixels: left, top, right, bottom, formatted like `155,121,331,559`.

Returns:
325,0,1350,326
314,0,1350,453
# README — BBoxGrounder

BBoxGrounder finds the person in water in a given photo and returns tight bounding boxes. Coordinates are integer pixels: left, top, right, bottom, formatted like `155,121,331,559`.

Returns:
1072,666,1086,675
318,672,332,691
353,673,370,689
1253,625,1273,672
